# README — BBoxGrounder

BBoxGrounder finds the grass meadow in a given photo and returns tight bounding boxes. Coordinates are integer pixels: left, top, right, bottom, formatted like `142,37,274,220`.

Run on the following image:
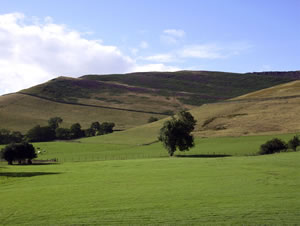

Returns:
0,151,299,225
32,133,296,162
1,132,299,224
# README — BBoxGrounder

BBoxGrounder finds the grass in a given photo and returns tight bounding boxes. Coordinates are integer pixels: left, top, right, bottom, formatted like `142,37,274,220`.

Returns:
20,133,296,162
1,151,300,225
0,93,165,133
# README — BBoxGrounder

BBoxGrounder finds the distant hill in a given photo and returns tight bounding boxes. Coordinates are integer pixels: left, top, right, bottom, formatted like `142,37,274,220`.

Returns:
0,70,299,133
83,80,300,145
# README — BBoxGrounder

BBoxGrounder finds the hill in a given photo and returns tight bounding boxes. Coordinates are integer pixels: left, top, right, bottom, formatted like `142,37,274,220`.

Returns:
0,70,299,133
84,80,300,145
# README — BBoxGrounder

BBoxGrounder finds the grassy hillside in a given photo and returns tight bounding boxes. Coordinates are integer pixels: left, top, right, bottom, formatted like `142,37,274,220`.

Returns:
79,80,300,146
0,70,299,133
1,151,299,225
0,93,164,132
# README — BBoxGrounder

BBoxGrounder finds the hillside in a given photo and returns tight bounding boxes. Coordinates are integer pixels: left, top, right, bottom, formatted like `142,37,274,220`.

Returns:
84,80,300,145
0,70,299,133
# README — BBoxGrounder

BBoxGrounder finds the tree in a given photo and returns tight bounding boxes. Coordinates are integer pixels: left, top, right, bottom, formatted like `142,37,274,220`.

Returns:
158,111,197,156
55,128,71,140
259,138,288,155
70,123,84,139
48,117,63,130
26,125,56,142
0,129,24,144
99,122,115,135
90,121,101,136
0,129,11,144
1,142,36,165
288,135,300,151
148,116,158,123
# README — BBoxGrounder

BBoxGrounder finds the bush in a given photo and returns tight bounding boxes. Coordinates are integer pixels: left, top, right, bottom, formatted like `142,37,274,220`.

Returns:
288,135,300,151
148,116,158,123
259,138,288,155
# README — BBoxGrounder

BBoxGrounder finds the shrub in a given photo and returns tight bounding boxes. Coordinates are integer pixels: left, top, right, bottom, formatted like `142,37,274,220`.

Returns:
288,135,300,151
259,138,288,155
148,116,158,123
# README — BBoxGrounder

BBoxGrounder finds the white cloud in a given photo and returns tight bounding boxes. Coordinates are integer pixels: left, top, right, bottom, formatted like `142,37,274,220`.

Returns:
139,41,149,49
163,29,185,37
0,13,136,95
161,29,185,45
142,54,175,63
133,63,180,72
179,43,252,59
180,44,224,59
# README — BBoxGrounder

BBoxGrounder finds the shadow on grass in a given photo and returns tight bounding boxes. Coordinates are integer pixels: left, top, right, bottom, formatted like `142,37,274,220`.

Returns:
175,154,232,158
0,172,61,178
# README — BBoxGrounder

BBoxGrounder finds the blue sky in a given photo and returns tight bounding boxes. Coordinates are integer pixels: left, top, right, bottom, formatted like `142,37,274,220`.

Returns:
0,0,299,94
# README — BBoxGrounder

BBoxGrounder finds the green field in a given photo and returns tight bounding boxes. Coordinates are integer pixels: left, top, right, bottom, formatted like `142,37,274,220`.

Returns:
1,151,299,225
30,133,296,162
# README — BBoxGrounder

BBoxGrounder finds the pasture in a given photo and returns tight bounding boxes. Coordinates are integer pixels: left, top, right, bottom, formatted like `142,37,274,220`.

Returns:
33,133,295,162
1,151,299,225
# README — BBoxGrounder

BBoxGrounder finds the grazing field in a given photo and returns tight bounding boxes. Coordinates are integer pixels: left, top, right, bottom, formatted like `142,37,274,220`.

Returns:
20,133,296,162
1,151,299,225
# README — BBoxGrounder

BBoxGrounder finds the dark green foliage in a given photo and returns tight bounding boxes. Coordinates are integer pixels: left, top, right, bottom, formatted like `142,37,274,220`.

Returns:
90,122,101,136
48,117,63,130
158,111,197,156
259,138,288,155
99,122,115,135
148,117,158,123
55,128,71,140
84,128,95,137
0,129,24,144
1,142,36,165
288,135,300,151
26,125,56,142
70,123,84,139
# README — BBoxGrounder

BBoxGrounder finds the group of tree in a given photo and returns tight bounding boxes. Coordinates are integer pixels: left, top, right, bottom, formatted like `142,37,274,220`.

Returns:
0,142,36,165
0,117,116,144
158,110,197,156
259,135,300,155
26,117,115,142
84,121,115,137
0,129,23,144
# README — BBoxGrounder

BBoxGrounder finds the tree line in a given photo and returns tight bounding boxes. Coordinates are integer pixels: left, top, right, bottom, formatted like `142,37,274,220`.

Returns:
0,117,115,144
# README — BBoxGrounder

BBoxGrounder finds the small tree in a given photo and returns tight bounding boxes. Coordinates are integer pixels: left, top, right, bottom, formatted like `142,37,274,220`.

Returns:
90,122,101,136
288,135,300,151
99,122,115,135
26,125,55,142
48,117,63,130
55,128,71,140
70,123,84,139
148,116,158,123
158,111,197,156
259,138,288,155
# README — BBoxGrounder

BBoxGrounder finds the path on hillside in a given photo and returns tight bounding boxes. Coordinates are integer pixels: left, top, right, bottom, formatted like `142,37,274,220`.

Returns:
17,92,171,116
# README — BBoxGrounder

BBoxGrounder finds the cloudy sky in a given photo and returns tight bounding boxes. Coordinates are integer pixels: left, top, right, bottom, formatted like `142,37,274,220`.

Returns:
0,0,299,95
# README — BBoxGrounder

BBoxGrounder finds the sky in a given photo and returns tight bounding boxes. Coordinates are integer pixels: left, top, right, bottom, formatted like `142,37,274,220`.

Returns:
0,0,299,95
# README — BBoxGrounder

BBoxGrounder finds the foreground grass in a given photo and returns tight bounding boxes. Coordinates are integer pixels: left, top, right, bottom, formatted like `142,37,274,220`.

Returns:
1,152,299,225
30,133,296,162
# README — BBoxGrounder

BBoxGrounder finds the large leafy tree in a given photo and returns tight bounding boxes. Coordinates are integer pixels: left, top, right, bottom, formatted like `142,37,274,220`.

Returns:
158,111,197,156
1,142,37,165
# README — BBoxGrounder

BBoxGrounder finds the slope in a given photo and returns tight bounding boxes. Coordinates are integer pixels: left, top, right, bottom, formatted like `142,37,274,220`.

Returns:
0,70,299,133
82,80,300,145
